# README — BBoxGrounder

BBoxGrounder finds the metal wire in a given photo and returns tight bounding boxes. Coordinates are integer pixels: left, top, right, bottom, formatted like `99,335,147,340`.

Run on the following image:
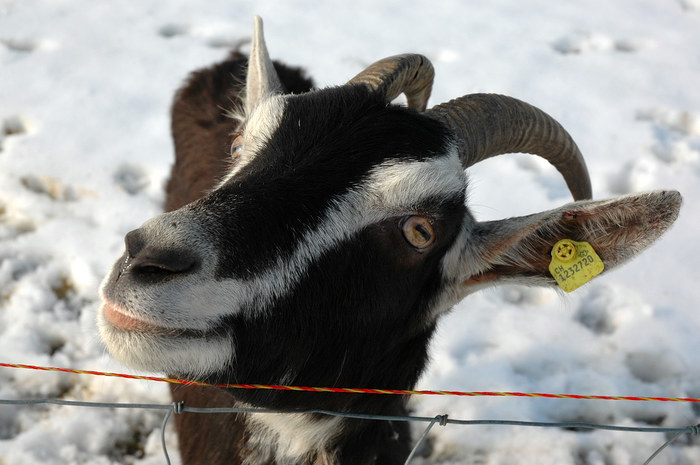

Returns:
1,397,698,464
404,416,446,465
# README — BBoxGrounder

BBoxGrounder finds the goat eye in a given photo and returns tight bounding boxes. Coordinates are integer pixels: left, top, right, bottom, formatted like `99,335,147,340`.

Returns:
401,216,435,249
231,134,244,159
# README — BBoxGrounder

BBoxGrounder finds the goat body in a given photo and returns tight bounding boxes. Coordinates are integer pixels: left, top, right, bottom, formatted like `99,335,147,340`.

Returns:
98,18,682,465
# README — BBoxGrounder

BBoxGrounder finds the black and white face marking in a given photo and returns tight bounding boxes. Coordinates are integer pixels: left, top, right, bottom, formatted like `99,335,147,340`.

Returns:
99,86,468,380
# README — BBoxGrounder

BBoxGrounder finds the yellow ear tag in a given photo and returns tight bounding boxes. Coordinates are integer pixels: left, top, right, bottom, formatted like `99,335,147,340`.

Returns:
549,239,605,292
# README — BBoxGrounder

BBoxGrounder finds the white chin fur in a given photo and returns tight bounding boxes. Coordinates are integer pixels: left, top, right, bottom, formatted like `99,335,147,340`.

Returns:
97,307,231,377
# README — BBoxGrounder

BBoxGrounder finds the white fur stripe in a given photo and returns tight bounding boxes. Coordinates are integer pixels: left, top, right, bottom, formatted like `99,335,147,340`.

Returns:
230,147,466,313
220,95,287,185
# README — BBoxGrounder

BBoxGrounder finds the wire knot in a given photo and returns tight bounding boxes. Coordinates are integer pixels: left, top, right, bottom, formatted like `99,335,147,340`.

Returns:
172,401,185,415
688,424,700,436
437,414,448,426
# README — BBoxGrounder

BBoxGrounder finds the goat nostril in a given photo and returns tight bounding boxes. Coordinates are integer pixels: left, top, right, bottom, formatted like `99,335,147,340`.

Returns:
129,248,200,279
121,229,200,282
132,250,199,274
125,229,146,259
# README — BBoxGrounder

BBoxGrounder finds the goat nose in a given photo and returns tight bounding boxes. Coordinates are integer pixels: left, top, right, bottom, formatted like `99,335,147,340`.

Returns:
125,229,146,258
122,228,201,280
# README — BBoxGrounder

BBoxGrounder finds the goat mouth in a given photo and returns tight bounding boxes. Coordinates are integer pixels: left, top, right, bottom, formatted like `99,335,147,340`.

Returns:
100,299,214,339
101,301,163,332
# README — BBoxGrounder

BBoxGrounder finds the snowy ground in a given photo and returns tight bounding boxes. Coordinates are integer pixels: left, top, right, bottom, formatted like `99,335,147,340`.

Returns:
1,0,699,464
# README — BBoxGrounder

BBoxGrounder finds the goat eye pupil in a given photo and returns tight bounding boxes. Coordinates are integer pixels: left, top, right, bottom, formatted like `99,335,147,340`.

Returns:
401,216,436,249
416,225,431,241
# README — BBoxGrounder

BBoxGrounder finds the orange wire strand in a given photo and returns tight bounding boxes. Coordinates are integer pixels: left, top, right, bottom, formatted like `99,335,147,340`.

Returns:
2,362,699,402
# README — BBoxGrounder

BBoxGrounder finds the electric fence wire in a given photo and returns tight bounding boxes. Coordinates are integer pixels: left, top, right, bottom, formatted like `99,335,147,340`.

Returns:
1,397,699,465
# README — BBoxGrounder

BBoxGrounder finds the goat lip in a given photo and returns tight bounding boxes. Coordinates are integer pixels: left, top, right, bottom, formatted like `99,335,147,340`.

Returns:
102,302,160,332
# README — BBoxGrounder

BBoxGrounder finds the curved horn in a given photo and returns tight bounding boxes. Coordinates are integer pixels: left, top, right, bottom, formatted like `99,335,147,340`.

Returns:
348,54,434,111
427,94,592,200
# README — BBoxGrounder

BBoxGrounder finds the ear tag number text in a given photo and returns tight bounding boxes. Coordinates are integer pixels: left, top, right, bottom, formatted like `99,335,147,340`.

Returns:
549,239,604,292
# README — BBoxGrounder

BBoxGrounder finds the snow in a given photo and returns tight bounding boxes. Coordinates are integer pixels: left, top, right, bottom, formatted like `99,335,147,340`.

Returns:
0,0,699,463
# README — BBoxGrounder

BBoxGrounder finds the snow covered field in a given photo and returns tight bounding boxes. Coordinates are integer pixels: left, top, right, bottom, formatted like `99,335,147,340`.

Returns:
1,0,699,463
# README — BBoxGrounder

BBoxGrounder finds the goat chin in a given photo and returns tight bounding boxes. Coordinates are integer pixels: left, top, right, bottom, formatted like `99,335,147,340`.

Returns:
97,299,232,378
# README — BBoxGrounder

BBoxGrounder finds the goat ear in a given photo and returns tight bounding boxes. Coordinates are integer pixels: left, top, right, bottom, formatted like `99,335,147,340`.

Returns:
246,16,283,115
454,190,681,295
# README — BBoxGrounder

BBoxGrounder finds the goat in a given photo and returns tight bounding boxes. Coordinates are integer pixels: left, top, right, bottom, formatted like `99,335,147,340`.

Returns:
98,17,682,465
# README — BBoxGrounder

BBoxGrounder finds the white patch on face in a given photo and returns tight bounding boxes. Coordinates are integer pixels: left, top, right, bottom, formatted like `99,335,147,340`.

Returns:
429,213,493,316
368,146,465,209
219,95,286,185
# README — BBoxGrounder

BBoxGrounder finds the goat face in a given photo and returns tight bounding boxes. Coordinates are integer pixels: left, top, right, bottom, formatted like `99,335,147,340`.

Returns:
99,18,681,407
100,86,468,392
